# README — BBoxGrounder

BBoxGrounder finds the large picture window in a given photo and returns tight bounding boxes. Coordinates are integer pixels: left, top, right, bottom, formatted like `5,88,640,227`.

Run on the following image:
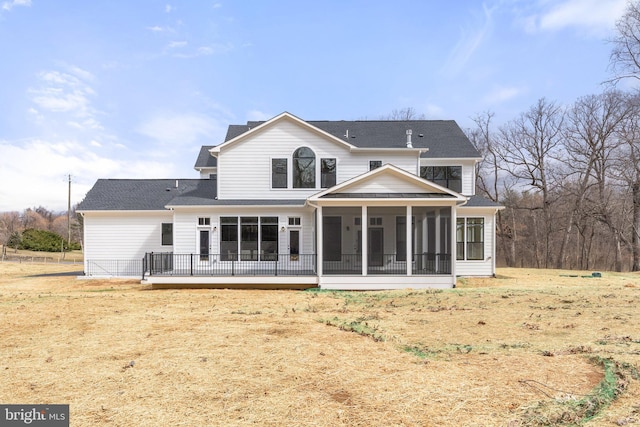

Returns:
240,217,259,260
321,158,336,188
420,166,462,193
221,216,279,261
261,216,278,260
456,217,484,260
272,158,287,188
221,217,238,261
293,147,316,188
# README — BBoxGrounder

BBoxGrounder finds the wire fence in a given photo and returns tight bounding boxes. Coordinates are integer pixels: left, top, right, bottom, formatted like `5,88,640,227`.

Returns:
0,254,83,264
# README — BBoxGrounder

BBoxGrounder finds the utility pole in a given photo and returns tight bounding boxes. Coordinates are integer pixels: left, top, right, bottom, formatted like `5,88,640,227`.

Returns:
67,174,72,249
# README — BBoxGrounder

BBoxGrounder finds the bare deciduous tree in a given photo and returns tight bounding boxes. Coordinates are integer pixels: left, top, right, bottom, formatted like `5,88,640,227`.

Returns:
498,98,565,268
609,1,640,84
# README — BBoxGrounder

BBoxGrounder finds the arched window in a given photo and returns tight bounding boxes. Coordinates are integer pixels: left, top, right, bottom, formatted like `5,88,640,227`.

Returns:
292,147,316,188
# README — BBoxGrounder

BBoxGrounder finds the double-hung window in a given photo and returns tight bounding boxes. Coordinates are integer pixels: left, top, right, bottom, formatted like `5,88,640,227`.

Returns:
456,218,484,260
161,223,173,246
321,158,336,188
272,158,287,188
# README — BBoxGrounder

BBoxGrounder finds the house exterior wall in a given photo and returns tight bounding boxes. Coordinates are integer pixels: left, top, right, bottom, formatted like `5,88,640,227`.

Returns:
455,207,497,276
172,206,315,256
82,211,173,276
217,119,419,199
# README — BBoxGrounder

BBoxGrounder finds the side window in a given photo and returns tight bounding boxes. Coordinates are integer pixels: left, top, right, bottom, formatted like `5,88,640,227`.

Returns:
321,158,336,188
456,217,484,260
369,160,382,170
272,158,288,188
293,147,316,188
420,166,462,192
161,223,173,246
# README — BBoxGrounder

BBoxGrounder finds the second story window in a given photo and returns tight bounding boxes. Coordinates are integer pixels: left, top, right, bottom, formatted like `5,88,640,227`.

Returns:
420,166,462,193
293,147,316,188
271,158,287,188
321,158,336,188
369,160,382,170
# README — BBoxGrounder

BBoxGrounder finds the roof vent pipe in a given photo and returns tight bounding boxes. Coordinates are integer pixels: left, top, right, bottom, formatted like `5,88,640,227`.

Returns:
406,129,413,148
175,179,179,188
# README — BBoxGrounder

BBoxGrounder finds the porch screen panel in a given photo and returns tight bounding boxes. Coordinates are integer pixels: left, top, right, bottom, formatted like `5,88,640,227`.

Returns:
260,216,278,260
456,218,465,260
466,218,484,260
396,216,415,261
241,217,258,261
221,217,238,261
322,216,342,261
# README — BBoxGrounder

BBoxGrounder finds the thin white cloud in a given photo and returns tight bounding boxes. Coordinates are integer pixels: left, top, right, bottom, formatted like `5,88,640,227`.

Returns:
167,40,187,49
522,0,627,36
136,112,223,152
165,4,173,13
172,42,233,58
443,3,495,76
28,67,101,133
246,110,272,121
483,86,525,105
146,25,173,33
1,0,30,12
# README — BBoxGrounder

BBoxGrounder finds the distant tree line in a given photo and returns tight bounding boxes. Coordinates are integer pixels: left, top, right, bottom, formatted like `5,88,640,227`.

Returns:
0,206,82,254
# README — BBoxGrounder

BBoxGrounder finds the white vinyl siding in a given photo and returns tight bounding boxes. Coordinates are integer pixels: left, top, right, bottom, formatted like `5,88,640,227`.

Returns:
83,212,173,260
344,173,446,194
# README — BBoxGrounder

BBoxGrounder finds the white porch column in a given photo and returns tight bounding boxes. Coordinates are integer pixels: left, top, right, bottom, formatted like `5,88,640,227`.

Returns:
317,205,323,277
451,205,457,280
406,205,412,276
361,205,368,276
435,208,441,273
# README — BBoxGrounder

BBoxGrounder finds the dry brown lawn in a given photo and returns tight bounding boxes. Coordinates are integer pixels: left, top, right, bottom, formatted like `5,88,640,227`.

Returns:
0,263,639,426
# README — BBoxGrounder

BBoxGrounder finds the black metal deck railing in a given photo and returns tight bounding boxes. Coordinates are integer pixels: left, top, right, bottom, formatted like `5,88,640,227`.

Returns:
143,253,317,278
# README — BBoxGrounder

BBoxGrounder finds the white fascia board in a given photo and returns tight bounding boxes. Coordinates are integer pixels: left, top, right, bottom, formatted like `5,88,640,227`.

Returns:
420,156,483,162
349,147,427,154
76,210,171,215
313,198,462,207
166,203,308,210
309,163,466,202
210,112,356,153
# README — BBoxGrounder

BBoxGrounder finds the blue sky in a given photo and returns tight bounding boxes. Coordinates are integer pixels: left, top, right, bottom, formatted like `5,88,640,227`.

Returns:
0,0,630,211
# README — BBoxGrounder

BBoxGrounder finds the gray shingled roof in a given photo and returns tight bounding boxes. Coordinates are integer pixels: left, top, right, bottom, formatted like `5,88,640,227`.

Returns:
76,177,305,210
222,119,481,159
194,145,217,169
76,179,211,211
463,195,503,208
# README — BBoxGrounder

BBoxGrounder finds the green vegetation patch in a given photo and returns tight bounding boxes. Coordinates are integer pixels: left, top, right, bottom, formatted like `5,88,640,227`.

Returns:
518,357,639,426
321,316,385,342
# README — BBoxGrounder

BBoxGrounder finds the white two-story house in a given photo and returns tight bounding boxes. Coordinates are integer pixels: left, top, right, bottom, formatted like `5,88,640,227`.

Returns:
77,112,502,290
